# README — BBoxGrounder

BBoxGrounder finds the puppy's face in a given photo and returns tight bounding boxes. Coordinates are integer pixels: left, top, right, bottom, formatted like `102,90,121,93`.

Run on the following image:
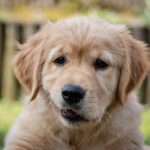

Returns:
13,17,149,128
42,30,121,127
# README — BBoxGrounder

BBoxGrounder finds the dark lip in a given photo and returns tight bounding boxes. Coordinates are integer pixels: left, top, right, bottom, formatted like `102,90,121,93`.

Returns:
61,109,87,123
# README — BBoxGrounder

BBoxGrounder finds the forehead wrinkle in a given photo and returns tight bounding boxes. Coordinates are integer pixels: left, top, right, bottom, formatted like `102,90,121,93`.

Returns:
56,21,92,52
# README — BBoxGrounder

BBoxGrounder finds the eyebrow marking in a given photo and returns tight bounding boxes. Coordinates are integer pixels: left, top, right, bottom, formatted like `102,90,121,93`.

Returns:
101,51,113,63
48,46,61,60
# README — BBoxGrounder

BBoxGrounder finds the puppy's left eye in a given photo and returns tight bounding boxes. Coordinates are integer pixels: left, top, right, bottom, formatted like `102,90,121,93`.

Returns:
94,59,109,70
54,56,66,65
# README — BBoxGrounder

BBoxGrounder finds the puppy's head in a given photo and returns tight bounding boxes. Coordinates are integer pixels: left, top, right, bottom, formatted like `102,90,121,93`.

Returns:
13,17,149,128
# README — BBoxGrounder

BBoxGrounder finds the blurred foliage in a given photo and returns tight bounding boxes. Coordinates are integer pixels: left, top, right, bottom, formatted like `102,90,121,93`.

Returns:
0,0,149,25
141,108,150,145
142,0,150,25
0,99,150,149
0,1,88,23
0,99,22,149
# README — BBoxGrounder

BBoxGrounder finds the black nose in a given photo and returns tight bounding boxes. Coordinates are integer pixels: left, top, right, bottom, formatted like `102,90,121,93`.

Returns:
62,84,85,105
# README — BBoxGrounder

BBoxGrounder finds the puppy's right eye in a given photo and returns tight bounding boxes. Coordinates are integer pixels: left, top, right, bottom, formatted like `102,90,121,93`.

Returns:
94,59,109,70
54,56,66,65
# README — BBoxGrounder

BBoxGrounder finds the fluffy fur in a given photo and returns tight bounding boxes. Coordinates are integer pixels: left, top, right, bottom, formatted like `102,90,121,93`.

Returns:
4,17,150,150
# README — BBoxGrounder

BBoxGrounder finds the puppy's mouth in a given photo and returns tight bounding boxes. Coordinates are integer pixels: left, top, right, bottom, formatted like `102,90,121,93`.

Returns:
61,109,87,123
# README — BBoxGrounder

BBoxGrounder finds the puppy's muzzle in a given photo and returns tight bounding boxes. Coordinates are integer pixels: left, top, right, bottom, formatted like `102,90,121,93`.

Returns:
62,84,85,105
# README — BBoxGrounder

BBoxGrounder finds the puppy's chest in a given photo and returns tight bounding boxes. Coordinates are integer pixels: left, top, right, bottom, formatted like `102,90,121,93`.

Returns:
62,139,103,150
54,129,104,150
67,142,103,150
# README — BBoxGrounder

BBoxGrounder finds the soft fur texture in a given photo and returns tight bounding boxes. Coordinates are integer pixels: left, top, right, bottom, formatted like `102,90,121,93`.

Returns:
4,17,150,150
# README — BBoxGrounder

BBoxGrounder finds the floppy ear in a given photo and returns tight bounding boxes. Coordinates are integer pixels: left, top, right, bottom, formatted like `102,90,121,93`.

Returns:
13,30,46,101
118,34,150,105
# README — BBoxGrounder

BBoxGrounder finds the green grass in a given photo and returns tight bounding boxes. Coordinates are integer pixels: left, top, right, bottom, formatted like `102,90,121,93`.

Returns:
0,100,150,149
141,108,150,145
0,99,23,149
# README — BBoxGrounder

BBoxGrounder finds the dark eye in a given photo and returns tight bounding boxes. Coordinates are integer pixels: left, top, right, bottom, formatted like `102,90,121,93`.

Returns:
94,59,109,70
54,56,66,65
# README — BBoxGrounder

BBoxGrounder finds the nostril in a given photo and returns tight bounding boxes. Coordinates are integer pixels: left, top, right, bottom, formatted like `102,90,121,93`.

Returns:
62,84,85,105
62,91,72,99
63,90,84,100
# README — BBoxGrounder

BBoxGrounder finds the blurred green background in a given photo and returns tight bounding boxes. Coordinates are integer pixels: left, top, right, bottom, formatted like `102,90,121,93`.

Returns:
0,0,150,149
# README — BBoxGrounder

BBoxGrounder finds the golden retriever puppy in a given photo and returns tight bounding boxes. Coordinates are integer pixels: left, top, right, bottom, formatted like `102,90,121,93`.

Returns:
4,17,150,150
